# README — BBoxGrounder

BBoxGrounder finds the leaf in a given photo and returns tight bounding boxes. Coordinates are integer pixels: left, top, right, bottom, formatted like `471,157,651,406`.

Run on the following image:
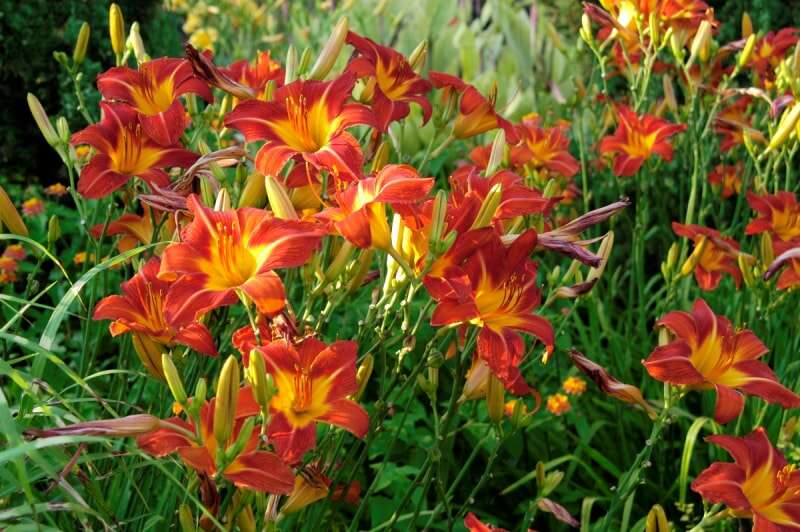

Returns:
679,416,714,505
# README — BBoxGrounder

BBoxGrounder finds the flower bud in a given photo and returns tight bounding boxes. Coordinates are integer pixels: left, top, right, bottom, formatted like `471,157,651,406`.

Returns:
325,240,356,282
238,171,266,208
188,378,207,419
680,235,707,276
408,39,428,72
25,414,160,438
47,215,61,246
580,13,593,44
766,104,800,153
666,242,679,270
284,45,298,84
370,141,390,173
214,355,240,447
738,34,757,69
128,22,148,64
346,248,374,294
162,353,187,405
662,75,677,114
247,349,273,412
470,183,502,229
535,461,546,488
265,175,299,220
73,22,90,65
298,46,314,77
687,20,712,68
27,93,59,148
214,188,231,211
646,504,669,532
761,232,775,265
263,79,277,101
131,333,165,378
226,416,255,459
56,117,71,145
485,130,506,176
486,374,505,423
178,504,194,532
109,3,126,57
355,354,374,400
308,16,348,80
738,254,756,287
741,12,753,38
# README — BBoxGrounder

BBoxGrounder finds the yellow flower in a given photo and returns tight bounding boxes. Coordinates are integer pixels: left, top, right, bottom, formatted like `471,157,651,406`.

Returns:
189,27,219,52
546,393,571,416
562,376,587,396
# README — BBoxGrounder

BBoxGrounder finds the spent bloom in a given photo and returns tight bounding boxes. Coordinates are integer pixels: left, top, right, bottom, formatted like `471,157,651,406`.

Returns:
644,299,800,423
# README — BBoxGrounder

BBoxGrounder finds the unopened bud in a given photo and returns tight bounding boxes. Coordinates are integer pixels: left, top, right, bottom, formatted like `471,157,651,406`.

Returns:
162,353,187,405
486,374,505,423
238,171,267,208
355,354,374,400
213,188,231,211
308,16,349,80
371,141,390,173
738,34,757,69
178,504,194,532
738,254,756,287
73,22,90,65
263,79,276,101
581,14,592,43
325,240,355,282
265,175,299,220
535,461,546,488
429,189,448,253
542,470,564,495
26,414,161,438
56,117,71,145
27,93,59,147
346,248,374,294
662,75,677,113
470,183,502,229
297,47,314,77
485,130,506,176
128,22,148,63
131,333,164,378
687,20,712,68
680,236,707,276
408,39,428,72
247,349,273,412
761,232,775,265
109,3,126,57
226,416,255,458
741,12,753,38
766,104,800,153
284,45,298,84
189,378,207,419
214,355,240,447
47,215,61,245
646,504,669,532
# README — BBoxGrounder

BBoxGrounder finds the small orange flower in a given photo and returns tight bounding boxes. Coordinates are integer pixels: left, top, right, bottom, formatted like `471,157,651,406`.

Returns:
546,393,571,416
22,198,44,216
672,222,742,290
71,103,199,199
73,251,93,265
746,191,800,243
257,337,369,464
3,244,26,261
0,256,17,273
707,163,743,199
599,105,686,176
563,376,587,396
346,31,432,132
511,115,580,178
225,73,375,183
644,299,800,424
43,183,68,197
97,57,212,145
158,194,325,325
137,386,295,493
692,427,800,529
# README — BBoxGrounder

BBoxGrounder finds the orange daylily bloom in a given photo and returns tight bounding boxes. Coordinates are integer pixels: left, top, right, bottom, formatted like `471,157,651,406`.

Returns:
137,386,295,493
464,512,509,532
714,97,764,152
644,299,800,423
97,58,212,146
765,241,800,290
319,164,433,250
599,105,686,176
257,337,369,464
346,31,432,133
222,50,284,98
747,28,799,86
746,191,800,243
225,73,375,182
672,222,742,290
692,427,800,530
707,163,743,199
90,204,174,253
428,71,519,143
158,194,325,324
71,103,199,199
93,257,217,376
426,229,554,395
510,116,580,178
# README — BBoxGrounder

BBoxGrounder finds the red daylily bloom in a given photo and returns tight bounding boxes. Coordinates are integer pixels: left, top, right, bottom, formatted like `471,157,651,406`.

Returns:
319,164,433,250
714,97,764,152
672,222,742,290
90,204,175,253
93,257,217,376
746,191,800,243
766,241,800,290
97,58,212,146
511,116,580,177
692,427,800,531
644,299,800,423
71,103,199,199
707,163,743,199
464,512,509,532
222,50,284,98
747,29,799,86
158,194,325,324
257,338,369,464
225,73,374,182
428,71,519,143
346,31,432,132
137,387,294,493
599,105,686,176
658,0,714,37
426,229,554,394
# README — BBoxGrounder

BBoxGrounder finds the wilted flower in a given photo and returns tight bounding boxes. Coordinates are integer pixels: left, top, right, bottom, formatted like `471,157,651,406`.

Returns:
692,427,800,529
22,198,44,217
569,350,656,417
673,222,742,290
546,393,571,416
715,97,764,152
644,299,800,423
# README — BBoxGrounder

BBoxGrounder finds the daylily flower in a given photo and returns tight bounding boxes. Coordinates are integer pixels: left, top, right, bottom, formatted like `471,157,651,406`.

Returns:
222,50,284,98
318,164,433,250
715,97,764,152
257,337,369,464
692,427,800,530
747,28,799,86
643,299,800,423
510,115,580,178
464,512,509,532
97,58,212,146
707,163,743,199
158,194,325,325
428,71,519,143
764,241,800,290
137,387,295,493
658,0,714,39
599,105,686,176
281,466,331,515
346,31,432,132
426,229,554,394
746,191,800,243
672,222,742,290
94,257,217,377
71,102,199,199
90,204,174,253
225,73,374,182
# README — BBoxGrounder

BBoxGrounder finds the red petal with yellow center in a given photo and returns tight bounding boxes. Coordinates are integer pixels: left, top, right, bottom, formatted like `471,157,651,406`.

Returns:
223,450,295,494
691,461,750,510
268,412,317,465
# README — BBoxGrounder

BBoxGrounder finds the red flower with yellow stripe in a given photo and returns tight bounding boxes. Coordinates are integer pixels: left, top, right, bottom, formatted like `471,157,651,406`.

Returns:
319,164,433,250
222,50,284,97
93,257,217,377
97,58,212,146
599,105,686,176
673,222,742,290
345,31,432,133
708,163,743,199
510,116,580,178
692,427,800,530
91,204,174,253
225,73,374,182
747,29,799,86
71,103,199,199
137,386,294,493
426,229,554,394
158,194,325,325
257,338,369,464
746,191,800,243
643,299,800,423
